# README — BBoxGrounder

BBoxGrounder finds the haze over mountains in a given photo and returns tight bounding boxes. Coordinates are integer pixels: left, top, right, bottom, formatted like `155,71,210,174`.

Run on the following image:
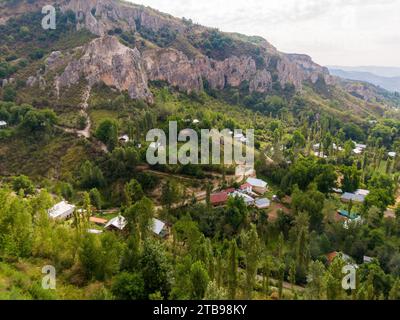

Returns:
328,66,400,93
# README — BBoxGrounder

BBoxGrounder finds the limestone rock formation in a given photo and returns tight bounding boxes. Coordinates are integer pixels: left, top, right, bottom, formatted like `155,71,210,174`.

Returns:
56,36,153,102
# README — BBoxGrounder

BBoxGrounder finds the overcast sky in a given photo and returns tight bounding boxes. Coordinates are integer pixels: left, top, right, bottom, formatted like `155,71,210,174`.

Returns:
129,0,400,67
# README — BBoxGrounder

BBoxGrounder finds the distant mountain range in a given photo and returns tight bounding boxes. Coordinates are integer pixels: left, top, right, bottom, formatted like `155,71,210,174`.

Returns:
328,66,400,93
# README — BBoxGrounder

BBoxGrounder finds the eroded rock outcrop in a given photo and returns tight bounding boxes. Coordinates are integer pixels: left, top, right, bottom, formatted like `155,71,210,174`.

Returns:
56,36,153,102
57,36,276,101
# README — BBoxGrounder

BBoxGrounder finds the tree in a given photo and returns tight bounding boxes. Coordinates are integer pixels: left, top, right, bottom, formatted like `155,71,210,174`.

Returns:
389,279,400,300
111,272,146,300
125,197,155,241
292,212,311,275
367,206,383,228
20,109,57,133
227,239,238,299
190,261,210,299
324,257,346,300
225,196,248,233
78,233,101,281
95,119,118,151
89,188,102,210
79,161,105,189
240,224,261,299
291,186,324,231
3,86,16,102
161,180,181,210
140,240,172,299
124,179,144,206
305,261,326,300
12,175,34,196
315,165,337,193
204,280,227,300
341,165,361,193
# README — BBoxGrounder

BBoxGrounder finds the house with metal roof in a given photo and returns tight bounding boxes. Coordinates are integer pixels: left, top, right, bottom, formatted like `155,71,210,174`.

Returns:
246,177,268,194
48,201,75,220
341,192,366,203
152,218,168,237
105,215,127,231
255,198,271,209
230,191,255,206
211,192,229,206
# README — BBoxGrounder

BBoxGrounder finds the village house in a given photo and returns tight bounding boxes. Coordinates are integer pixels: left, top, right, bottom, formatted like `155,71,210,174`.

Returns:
231,191,255,206
246,177,268,194
326,251,353,265
355,189,370,197
239,182,253,194
255,198,271,209
352,142,367,155
48,201,76,220
0,120,7,128
235,165,256,178
388,151,397,158
211,192,229,207
341,192,366,203
314,151,327,159
105,215,127,231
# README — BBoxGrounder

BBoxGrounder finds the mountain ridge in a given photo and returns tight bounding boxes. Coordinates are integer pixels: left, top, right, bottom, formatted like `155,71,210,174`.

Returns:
329,67,400,93
0,0,335,103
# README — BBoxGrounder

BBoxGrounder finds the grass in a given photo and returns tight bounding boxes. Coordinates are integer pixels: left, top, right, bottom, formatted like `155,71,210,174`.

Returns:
89,109,120,132
0,130,97,182
0,259,105,300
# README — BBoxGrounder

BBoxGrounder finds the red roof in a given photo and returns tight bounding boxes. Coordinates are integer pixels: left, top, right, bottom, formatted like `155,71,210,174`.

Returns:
211,192,228,205
240,183,252,190
326,251,338,263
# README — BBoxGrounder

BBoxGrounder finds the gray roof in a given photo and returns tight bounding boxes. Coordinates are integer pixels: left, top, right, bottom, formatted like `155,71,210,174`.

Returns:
255,198,271,208
341,192,365,203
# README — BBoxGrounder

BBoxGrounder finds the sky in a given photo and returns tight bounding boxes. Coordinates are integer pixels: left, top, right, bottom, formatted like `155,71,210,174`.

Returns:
129,0,400,67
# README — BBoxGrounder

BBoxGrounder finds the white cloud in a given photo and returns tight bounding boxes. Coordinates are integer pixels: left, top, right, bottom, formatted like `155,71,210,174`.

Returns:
129,0,400,67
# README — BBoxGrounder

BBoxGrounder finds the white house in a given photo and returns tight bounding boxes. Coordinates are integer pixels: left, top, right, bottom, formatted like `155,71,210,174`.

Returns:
235,165,255,178
192,119,200,124
255,198,271,209
231,191,255,206
314,151,327,159
152,218,168,237
105,215,127,231
355,189,370,197
48,201,76,220
246,177,268,194
0,120,7,128
388,152,397,158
